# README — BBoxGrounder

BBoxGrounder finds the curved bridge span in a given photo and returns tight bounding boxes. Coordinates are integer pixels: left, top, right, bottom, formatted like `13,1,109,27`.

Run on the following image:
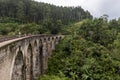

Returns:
0,35,64,80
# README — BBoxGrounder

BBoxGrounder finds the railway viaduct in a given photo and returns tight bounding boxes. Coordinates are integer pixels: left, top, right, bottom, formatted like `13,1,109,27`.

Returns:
0,35,64,80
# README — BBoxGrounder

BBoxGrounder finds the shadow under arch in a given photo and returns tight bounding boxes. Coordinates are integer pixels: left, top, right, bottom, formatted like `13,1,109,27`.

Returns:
39,40,44,74
26,44,33,80
11,50,25,80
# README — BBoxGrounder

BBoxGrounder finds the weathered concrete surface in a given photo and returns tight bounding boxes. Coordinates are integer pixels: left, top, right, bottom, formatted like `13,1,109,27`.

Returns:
0,35,64,80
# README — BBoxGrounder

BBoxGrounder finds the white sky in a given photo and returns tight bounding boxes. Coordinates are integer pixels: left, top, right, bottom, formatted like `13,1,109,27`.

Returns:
34,0,120,19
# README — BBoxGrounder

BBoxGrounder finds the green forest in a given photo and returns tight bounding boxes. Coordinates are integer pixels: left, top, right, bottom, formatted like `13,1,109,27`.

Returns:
0,0,92,35
1,0,120,80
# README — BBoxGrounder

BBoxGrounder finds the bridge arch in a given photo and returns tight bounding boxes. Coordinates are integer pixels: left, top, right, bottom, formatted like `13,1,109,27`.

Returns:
55,36,59,45
0,35,64,80
48,37,50,41
39,39,44,74
11,49,25,80
26,43,33,80
33,40,40,79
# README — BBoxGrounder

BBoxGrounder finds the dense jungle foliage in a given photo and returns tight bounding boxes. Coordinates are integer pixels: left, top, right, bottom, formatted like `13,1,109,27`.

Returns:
41,18,120,80
0,0,120,80
0,0,92,35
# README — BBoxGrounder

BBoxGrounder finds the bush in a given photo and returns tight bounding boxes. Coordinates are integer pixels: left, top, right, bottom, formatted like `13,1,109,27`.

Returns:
47,35,120,80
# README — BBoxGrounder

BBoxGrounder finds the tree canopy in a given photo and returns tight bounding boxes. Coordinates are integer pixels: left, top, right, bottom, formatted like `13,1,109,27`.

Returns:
42,18,120,80
0,0,92,24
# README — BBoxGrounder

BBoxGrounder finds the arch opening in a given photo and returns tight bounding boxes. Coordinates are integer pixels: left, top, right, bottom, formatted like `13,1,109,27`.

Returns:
39,44,43,74
11,51,25,80
26,44,33,80
48,37,50,41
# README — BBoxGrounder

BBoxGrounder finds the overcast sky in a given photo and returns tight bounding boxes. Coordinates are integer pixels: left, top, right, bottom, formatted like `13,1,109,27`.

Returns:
34,0,120,19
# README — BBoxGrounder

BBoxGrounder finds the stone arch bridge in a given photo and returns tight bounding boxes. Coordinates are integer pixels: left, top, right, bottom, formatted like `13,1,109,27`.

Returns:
0,35,64,80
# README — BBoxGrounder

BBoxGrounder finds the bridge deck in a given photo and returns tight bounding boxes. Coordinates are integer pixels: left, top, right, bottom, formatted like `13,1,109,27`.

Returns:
0,34,62,48
0,36,30,48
